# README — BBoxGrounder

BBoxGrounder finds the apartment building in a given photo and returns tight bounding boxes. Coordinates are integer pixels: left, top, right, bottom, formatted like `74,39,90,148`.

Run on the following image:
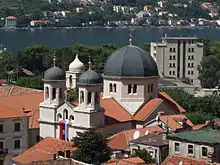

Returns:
150,36,203,87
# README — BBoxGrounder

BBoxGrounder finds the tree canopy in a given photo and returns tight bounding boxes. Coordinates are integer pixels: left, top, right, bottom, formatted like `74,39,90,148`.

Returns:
134,148,155,163
72,130,112,164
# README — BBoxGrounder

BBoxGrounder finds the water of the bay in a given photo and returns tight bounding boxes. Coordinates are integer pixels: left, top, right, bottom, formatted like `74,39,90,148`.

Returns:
0,27,219,52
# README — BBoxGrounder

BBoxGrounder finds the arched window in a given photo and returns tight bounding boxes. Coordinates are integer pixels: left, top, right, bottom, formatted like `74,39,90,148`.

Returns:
148,84,150,93
80,91,84,103
57,113,62,121
113,84,117,93
88,92,92,104
52,88,56,100
109,83,113,92
63,109,68,120
69,115,74,121
151,84,154,92
133,84,137,94
45,87,49,99
59,88,62,99
69,75,72,87
128,84,132,94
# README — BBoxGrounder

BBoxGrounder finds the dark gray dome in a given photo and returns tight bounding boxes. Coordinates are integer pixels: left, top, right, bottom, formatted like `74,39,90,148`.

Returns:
104,45,158,77
44,66,65,81
78,69,102,85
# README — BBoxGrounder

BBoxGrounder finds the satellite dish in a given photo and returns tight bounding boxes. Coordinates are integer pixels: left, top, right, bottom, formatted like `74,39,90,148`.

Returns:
145,130,149,135
133,131,140,140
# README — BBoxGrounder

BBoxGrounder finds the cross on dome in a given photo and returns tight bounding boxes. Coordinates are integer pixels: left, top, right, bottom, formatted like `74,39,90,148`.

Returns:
88,54,92,69
53,51,56,67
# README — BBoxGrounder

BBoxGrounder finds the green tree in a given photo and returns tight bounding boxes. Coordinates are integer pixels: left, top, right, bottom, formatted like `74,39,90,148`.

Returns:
134,148,155,163
0,52,16,79
16,76,44,89
73,130,112,164
67,88,78,102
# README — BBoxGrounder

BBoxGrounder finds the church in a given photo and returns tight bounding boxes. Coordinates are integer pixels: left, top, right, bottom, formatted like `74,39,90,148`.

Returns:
38,40,185,140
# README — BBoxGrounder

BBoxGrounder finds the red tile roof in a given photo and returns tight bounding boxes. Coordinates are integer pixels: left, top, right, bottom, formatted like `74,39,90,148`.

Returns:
159,92,186,113
12,137,75,165
107,126,164,150
160,114,193,131
162,155,208,165
0,105,28,119
133,98,163,121
105,157,146,165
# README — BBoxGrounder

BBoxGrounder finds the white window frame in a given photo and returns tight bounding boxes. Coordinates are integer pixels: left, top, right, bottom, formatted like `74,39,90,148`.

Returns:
187,143,194,156
174,142,180,154
13,138,22,149
201,146,208,158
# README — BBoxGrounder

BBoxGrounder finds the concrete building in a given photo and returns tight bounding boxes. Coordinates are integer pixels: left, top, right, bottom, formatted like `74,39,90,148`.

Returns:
150,36,203,87
167,127,220,163
5,16,17,28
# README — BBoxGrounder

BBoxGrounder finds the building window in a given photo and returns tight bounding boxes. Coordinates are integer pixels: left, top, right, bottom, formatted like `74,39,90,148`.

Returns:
191,71,194,75
14,123,20,131
191,48,194,52
128,84,132,94
14,139,21,149
133,84,137,94
148,84,150,92
188,71,190,75
52,88,56,100
173,55,176,60
188,56,191,60
202,147,208,157
188,63,190,67
188,48,191,52
173,48,176,52
192,55,194,60
169,63,172,67
59,88,62,99
170,48,172,52
69,115,74,121
174,142,180,152
169,71,172,75
113,84,117,93
109,83,113,93
191,63,194,68
173,71,175,75
151,84,154,92
57,113,62,121
0,141,3,149
63,109,68,120
173,63,175,68
169,55,172,60
80,91,84,103
69,75,72,87
188,144,194,155
0,124,3,133
88,92,92,104
45,87,49,99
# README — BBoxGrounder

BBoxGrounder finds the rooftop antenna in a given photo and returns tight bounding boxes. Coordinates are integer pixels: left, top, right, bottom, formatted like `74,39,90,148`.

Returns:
53,50,56,67
88,54,92,69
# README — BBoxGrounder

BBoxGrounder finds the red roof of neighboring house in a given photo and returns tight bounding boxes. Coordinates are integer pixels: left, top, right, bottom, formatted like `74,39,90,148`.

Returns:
159,92,186,113
12,137,76,165
0,80,8,85
160,114,193,131
107,126,164,150
162,155,208,165
7,16,16,19
0,105,28,119
105,157,146,165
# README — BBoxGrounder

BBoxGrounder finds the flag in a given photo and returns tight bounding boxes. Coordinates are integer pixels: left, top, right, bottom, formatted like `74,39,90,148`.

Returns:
59,120,68,140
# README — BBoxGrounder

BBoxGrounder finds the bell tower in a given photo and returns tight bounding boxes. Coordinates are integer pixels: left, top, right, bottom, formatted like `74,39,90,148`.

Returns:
39,54,66,139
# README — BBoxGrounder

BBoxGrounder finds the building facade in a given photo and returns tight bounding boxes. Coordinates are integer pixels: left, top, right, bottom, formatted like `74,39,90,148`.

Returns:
150,36,203,87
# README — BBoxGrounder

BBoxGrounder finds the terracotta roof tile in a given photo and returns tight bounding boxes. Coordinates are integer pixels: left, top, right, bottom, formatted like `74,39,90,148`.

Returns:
0,92,43,128
192,124,207,130
105,157,146,165
162,155,207,165
133,98,163,121
12,137,75,165
0,105,27,119
160,114,193,131
107,126,164,150
101,98,132,122
159,92,186,113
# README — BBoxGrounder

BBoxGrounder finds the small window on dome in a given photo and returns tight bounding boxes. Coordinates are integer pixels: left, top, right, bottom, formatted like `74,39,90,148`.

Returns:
113,84,116,93
128,84,132,94
52,88,56,100
151,84,154,92
88,92,92,104
45,87,49,99
69,75,72,87
133,84,137,94
109,83,113,93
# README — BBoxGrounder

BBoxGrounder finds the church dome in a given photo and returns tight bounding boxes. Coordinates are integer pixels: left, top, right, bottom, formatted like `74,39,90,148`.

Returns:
78,69,102,85
103,45,158,77
69,54,84,73
44,66,65,81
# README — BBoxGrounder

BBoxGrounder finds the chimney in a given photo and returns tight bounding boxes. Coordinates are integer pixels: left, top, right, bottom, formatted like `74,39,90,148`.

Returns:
182,118,188,129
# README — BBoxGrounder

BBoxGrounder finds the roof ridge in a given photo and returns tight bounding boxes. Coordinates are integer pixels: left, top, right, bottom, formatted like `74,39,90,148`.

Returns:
111,98,132,117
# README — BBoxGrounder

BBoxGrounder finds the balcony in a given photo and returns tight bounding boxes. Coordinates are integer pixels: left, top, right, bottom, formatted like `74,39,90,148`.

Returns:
0,149,8,156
